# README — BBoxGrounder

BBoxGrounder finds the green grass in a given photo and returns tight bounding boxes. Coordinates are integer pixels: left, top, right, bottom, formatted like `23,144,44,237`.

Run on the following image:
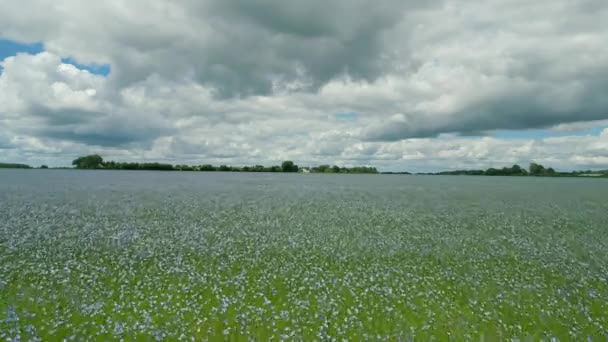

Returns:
1,172,607,340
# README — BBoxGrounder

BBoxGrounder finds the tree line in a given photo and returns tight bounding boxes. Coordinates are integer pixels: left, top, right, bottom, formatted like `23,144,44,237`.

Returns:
71,155,378,174
306,165,378,174
3,156,606,177
433,163,607,177
0,163,32,169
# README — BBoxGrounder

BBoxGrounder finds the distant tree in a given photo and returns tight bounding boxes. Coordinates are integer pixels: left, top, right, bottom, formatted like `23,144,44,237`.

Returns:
511,164,522,174
485,168,500,176
72,155,104,169
316,165,330,173
137,163,173,171
40,165,49,169
281,161,299,172
0,163,32,169
357,166,378,174
433,163,569,177
121,163,139,170
438,169,484,175
307,165,377,174
200,164,216,171
177,165,194,171
529,163,546,175
219,165,231,172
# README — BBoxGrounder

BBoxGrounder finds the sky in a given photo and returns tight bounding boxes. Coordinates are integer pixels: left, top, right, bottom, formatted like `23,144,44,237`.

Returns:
1,0,607,172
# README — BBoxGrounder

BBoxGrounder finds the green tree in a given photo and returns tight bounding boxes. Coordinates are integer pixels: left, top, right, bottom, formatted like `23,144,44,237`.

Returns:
72,155,104,169
485,168,500,176
0,163,32,169
316,165,330,173
281,161,299,172
529,163,546,175
511,164,522,174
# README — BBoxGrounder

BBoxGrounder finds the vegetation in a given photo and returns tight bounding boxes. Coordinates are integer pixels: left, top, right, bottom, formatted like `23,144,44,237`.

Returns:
438,164,527,176
0,163,32,169
72,154,104,169
102,161,175,171
528,163,555,176
2,156,607,178
281,160,299,173
1,173,607,340
436,163,608,177
304,165,378,174
69,155,378,174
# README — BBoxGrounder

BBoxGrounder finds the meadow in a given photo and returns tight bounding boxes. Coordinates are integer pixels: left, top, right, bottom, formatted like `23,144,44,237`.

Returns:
1,170,607,341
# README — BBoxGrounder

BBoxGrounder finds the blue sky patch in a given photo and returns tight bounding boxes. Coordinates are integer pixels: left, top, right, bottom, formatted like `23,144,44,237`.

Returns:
0,39,110,76
61,57,111,76
0,39,44,60
0,39,44,74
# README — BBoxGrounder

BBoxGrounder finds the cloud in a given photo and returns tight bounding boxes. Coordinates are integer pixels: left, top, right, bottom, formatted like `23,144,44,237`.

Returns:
359,0,608,140
0,0,437,97
550,119,608,133
0,52,173,147
1,0,608,170
0,130,13,149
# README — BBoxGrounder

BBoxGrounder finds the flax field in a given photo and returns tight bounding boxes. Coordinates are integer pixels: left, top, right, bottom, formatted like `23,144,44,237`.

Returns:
1,170,607,341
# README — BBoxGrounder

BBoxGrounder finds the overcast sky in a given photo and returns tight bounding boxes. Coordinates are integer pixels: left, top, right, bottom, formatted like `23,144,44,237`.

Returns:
1,0,607,172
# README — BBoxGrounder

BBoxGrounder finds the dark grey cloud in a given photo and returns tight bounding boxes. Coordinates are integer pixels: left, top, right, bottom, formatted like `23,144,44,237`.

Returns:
41,127,163,147
33,108,175,147
363,68,608,141
192,0,429,97
0,0,440,98
359,0,608,141
29,106,99,126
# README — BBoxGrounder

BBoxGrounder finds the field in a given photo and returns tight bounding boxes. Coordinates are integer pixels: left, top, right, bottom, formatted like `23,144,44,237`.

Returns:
1,170,607,340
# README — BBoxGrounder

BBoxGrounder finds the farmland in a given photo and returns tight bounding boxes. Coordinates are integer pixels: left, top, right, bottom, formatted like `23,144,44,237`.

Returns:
1,170,607,340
